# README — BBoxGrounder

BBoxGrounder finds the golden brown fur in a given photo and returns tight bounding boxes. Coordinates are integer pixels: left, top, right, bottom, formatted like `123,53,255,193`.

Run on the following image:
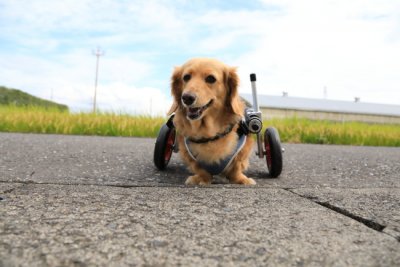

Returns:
168,58,255,185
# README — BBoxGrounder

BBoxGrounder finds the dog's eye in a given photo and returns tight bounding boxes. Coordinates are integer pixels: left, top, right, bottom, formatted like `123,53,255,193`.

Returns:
183,74,191,82
205,75,216,84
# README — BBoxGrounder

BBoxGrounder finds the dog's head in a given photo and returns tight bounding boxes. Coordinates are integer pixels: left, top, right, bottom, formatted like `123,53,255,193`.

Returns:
168,58,242,120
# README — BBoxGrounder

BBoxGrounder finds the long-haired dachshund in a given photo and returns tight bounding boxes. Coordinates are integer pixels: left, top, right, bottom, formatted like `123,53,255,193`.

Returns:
168,58,255,185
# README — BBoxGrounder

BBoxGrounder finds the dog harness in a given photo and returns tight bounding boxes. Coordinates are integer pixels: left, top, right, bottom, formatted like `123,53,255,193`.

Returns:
184,129,247,176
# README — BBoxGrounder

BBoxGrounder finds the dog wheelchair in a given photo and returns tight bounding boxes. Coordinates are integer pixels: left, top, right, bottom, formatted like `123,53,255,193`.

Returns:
153,73,283,178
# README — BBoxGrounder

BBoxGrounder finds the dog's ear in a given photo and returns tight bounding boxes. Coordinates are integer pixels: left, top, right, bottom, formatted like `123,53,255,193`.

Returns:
167,101,178,116
167,66,183,115
225,67,243,116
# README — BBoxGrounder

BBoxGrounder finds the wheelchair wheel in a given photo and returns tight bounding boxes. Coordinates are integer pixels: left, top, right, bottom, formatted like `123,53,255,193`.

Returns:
153,124,176,170
264,127,283,178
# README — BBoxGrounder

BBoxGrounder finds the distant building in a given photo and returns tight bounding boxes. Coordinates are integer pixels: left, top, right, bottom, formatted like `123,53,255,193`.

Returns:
241,94,400,124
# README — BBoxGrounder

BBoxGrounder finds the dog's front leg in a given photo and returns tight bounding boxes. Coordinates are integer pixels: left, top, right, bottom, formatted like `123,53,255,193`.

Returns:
179,137,213,185
225,163,256,185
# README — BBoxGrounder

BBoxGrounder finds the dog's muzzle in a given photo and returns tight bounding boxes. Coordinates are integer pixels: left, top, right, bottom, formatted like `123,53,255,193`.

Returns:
186,99,213,120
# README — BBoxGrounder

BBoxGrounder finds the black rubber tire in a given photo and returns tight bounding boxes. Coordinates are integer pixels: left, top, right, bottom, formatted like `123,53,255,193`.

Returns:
153,124,176,170
264,127,283,178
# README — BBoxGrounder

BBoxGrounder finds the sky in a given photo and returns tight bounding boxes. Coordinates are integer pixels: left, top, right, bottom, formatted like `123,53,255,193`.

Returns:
0,0,399,115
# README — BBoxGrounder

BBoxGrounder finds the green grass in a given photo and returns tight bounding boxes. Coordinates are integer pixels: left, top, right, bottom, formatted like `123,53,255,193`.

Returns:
0,105,164,137
263,117,400,147
1,105,399,146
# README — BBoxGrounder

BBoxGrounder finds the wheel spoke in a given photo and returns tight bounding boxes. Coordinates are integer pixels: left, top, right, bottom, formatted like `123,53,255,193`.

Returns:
265,137,272,170
164,130,175,163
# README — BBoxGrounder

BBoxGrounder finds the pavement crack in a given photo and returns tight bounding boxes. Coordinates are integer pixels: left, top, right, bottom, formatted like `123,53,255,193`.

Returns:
283,189,394,239
2,188,16,194
314,200,386,232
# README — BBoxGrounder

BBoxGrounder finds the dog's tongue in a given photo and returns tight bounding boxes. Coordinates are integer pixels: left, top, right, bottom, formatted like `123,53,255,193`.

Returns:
188,107,201,120
189,107,200,113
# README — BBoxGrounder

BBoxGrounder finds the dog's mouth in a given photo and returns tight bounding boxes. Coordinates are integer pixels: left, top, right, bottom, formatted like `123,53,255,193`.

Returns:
186,99,213,120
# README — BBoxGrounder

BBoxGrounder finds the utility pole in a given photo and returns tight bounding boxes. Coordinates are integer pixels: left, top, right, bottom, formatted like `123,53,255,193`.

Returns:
92,47,105,113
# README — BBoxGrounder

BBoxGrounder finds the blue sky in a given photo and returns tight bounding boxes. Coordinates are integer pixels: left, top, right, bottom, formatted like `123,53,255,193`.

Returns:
0,0,399,114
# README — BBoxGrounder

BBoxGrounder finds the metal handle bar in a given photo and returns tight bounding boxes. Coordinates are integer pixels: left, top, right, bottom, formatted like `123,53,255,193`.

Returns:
250,74,265,158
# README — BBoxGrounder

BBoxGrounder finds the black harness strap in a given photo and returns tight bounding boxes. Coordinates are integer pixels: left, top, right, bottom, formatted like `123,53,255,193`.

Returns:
187,123,235,144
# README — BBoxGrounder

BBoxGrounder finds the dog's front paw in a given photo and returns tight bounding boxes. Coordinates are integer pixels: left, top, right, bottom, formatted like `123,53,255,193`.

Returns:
242,177,256,185
228,174,256,185
185,175,211,185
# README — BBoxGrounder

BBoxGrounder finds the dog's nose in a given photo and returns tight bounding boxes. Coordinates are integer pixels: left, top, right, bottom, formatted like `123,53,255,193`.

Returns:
182,93,196,106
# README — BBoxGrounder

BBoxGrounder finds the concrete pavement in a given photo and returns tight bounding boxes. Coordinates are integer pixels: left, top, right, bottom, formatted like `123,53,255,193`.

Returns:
1,133,399,266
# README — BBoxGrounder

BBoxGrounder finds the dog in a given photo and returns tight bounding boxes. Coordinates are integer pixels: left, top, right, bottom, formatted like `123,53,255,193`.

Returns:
168,58,256,185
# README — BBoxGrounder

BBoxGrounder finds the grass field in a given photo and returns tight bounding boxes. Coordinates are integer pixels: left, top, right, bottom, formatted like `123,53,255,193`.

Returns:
1,105,399,147
0,105,164,137
264,117,400,147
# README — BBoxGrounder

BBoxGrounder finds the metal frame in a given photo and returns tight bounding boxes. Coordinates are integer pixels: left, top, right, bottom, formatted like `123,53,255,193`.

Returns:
250,74,265,158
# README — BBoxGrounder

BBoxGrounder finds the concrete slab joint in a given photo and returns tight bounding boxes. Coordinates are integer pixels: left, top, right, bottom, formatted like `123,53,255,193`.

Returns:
1,133,400,266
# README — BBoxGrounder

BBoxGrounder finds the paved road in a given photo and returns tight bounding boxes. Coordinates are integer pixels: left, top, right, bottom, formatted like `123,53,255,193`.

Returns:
1,133,399,266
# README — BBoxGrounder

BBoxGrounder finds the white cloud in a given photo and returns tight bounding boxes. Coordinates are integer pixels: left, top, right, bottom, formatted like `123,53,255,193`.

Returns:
192,9,276,53
96,83,170,115
0,0,188,49
234,0,400,104
0,50,169,114
1,0,399,114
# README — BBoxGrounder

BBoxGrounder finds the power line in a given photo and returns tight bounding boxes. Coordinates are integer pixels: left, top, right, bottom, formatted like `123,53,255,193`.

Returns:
92,47,105,113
